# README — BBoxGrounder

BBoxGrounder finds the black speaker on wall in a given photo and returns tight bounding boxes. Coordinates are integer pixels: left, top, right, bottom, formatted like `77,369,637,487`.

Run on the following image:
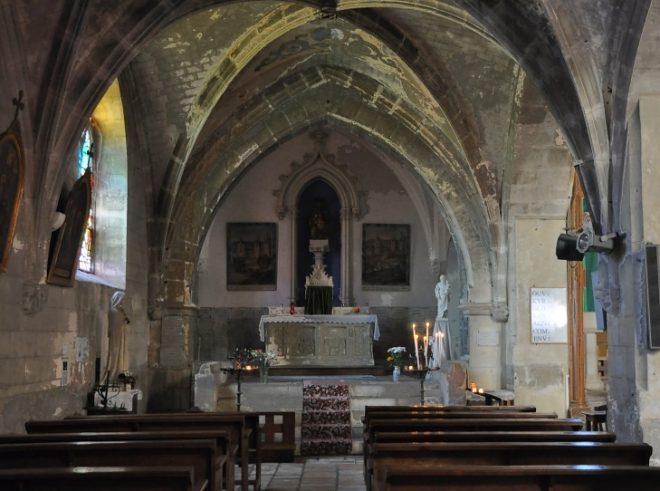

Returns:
645,245,660,349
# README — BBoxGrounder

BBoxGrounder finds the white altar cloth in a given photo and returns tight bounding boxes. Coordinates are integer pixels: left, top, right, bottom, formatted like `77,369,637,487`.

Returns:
259,314,379,342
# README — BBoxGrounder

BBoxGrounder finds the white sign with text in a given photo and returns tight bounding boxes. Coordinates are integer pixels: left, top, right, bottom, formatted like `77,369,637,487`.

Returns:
530,287,567,343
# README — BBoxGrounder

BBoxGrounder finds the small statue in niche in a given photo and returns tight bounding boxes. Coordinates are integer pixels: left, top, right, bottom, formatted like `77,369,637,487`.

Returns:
308,200,328,240
432,274,452,366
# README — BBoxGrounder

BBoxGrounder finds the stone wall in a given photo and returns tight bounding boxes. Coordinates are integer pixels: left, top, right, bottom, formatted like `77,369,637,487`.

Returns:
505,79,573,415
0,82,151,434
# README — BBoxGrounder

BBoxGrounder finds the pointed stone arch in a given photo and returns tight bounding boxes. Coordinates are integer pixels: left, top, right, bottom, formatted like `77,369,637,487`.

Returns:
273,128,362,305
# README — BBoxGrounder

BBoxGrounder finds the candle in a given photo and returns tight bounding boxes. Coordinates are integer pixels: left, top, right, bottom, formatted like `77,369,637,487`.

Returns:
478,388,484,394
424,322,430,367
435,332,441,368
414,334,421,370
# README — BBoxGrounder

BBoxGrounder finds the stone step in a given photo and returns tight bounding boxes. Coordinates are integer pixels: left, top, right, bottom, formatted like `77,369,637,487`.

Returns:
217,376,445,455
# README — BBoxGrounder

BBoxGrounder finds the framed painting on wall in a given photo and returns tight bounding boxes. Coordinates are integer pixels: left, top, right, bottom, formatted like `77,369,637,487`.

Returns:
227,222,277,290
0,116,25,272
362,223,410,290
47,169,92,286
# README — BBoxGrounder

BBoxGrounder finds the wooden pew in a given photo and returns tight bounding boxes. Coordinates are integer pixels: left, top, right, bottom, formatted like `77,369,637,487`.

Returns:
363,417,583,482
369,441,652,490
0,466,198,491
257,411,295,462
372,430,616,444
364,417,584,446
382,464,660,491
364,404,536,414
364,411,558,428
0,430,231,490
26,413,254,491
0,439,216,491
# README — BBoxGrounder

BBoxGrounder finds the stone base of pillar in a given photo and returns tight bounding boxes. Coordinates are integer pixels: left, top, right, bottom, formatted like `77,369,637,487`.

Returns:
432,360,467,405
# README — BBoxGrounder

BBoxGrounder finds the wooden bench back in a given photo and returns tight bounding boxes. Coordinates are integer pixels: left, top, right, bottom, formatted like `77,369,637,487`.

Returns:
365,405,536,413
0,439,215,491
364,411,557,426
257,411,296,462
372,430,616,444
366,417,583,442
26,415,247,491
382,464,660,491
0,466,196,491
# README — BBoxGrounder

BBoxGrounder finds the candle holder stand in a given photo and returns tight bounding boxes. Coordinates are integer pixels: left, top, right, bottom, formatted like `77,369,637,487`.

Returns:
404,367,439,405
220,367,250,411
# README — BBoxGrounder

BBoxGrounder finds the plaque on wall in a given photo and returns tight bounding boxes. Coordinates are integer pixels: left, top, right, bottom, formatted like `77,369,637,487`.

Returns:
530,287,568,343
226,222,277,290
361,223,410,290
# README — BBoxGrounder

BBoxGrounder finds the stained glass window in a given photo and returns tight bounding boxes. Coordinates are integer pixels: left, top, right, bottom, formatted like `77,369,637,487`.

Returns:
77,126,95,273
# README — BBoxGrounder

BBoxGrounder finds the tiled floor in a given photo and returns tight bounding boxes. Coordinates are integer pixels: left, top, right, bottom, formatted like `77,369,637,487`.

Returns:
240,456,366,490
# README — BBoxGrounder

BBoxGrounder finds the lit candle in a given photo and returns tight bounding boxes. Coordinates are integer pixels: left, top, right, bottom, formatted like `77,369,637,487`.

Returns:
425,322,430,366
478,388,484,394
413,323,421,370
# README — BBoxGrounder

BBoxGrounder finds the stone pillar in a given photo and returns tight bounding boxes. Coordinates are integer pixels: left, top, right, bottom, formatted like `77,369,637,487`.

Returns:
340,207,355,306
149,305,199,411
462,302,503,390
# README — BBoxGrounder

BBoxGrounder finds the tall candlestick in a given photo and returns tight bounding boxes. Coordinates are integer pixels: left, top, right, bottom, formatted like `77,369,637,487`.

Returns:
424,322,430,368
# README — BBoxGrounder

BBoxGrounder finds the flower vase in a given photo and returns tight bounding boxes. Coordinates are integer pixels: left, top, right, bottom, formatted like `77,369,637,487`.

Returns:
259,366,269,383
392,366,401,383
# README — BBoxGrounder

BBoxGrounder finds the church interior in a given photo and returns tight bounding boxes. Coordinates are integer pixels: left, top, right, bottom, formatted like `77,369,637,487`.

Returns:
3,0,660,488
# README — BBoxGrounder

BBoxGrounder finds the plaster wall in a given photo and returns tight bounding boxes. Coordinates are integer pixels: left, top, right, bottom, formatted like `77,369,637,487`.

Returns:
196,129,445,309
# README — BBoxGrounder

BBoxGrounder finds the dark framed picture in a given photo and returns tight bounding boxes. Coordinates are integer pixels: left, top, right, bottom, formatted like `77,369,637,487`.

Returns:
0,119,25,272
47,169,92,286
227,222,277,290
362,224,410,290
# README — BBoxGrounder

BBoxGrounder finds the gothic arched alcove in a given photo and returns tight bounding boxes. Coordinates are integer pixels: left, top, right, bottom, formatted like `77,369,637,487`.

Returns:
295,179,341,306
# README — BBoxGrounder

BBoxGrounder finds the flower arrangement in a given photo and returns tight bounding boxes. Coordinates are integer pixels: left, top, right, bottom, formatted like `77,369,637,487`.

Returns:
250,348,277,368
386,346,407,368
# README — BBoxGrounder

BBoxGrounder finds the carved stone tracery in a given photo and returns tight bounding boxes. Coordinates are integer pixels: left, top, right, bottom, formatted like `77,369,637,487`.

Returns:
272,128,361,306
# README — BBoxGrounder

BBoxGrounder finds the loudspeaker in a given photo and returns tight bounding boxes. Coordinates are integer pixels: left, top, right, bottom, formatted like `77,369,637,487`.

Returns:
556,233,585,261
646,245,660,349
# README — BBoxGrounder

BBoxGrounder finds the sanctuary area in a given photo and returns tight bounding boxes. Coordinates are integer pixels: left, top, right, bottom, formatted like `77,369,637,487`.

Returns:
3,0,660,489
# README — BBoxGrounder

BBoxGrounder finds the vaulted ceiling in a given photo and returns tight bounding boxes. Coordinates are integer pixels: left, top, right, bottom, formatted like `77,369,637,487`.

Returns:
119,1,532,304
6,0,646,306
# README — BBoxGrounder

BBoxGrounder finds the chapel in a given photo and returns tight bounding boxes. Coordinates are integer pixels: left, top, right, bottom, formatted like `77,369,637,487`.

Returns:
2,0,660,488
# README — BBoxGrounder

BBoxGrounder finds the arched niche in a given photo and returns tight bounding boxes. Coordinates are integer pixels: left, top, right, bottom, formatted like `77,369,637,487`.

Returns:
273,129,361,306
295,178,341,305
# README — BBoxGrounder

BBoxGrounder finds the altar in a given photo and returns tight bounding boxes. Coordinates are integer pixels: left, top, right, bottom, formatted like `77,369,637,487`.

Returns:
259,313,379,367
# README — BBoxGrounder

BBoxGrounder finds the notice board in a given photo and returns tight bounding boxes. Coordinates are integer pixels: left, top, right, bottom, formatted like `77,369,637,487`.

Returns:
530,287,568,343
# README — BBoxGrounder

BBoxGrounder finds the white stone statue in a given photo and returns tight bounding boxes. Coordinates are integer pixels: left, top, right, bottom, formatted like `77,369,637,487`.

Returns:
105,291,130,382
432,274,451,367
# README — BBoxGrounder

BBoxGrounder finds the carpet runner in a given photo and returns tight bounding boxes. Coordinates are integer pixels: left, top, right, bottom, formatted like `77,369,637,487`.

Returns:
301,381,352,455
